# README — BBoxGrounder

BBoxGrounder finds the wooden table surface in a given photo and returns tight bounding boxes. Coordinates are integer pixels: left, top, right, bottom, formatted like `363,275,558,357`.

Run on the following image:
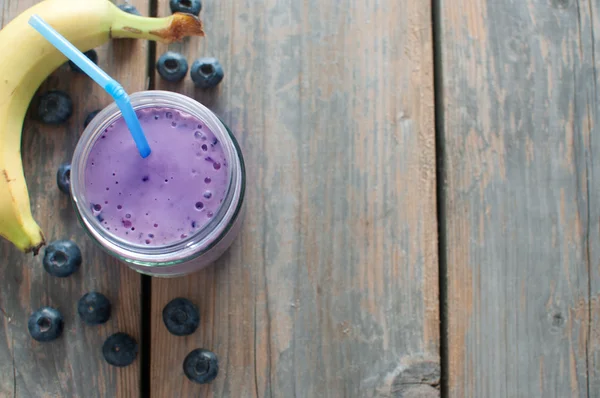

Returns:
0,0,598,397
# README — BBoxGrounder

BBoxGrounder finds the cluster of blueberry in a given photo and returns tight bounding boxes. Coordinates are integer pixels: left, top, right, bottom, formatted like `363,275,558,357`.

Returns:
28,239,139,368
156,52,224,89
163,298,220,383
29,240,219,383
122,0,225,88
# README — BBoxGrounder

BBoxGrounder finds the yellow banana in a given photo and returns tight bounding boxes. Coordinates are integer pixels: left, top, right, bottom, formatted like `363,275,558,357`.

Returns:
0,0,204,254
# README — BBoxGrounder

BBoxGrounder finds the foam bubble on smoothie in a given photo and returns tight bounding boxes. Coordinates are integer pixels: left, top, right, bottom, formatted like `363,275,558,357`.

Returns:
84,107,229,246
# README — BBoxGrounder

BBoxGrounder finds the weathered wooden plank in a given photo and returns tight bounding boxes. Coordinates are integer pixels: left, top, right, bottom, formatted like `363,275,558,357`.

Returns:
588,0,600,394
439,0,599,396
0,1,149,396
150,0,438,397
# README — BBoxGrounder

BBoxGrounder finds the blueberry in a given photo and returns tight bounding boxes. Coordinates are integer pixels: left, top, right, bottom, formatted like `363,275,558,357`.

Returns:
118,4,142,15
84,110,101,129
162,298,200,336
156,52,189,83
183,349,218,384
169,0,202,16
56,163,71,194
37,90,73,125
102,333,138,367
69,50,98,73
190,58,224,89
28,307,64,342
77,292,111,325
42,240,82,277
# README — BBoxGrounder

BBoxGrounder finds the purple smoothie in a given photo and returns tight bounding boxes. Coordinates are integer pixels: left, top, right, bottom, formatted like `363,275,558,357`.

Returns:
84,107,229,246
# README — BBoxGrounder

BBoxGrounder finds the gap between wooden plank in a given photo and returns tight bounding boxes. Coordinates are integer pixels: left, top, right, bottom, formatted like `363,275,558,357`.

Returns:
140,0,159,397
431,0,449,396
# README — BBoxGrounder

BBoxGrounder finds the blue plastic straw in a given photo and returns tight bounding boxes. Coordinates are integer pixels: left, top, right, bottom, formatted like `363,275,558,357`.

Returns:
28,14,151,158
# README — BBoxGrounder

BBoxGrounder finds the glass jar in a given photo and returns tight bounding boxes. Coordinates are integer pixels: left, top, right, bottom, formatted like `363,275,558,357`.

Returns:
70,90,245,277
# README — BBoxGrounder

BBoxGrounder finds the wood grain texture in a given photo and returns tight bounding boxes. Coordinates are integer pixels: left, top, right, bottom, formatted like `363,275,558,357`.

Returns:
150,0,438,397
0,1,149,396
439,0,599,396
587,0,600,394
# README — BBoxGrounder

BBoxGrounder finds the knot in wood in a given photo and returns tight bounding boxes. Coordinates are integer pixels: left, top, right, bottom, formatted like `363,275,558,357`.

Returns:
390,360,441,398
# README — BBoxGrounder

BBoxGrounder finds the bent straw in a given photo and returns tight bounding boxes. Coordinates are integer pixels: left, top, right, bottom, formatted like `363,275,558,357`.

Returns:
29,14,151,158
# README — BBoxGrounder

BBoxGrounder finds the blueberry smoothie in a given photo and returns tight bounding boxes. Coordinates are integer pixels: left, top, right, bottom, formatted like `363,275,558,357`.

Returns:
84,107,229,247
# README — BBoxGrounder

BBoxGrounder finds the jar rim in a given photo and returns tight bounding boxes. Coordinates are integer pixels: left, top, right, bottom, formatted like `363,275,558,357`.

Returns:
70,90,245,267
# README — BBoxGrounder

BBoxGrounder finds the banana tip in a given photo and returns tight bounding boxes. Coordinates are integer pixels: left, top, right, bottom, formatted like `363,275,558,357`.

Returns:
28,236,45,256
151,13,205,43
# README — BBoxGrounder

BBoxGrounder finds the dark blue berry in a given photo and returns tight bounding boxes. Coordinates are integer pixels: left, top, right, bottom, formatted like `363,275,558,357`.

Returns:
56,163,71,194
102,333,138,367
183,349,218,384
84,110,101,129
28,307,64,342
78,292,111,325
118,4,142,15
69,50,98,73
190,58,224,89
37,90,73,125
162,298,200,336
169,0,202,16
156,52,189,83
42,240,82,277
